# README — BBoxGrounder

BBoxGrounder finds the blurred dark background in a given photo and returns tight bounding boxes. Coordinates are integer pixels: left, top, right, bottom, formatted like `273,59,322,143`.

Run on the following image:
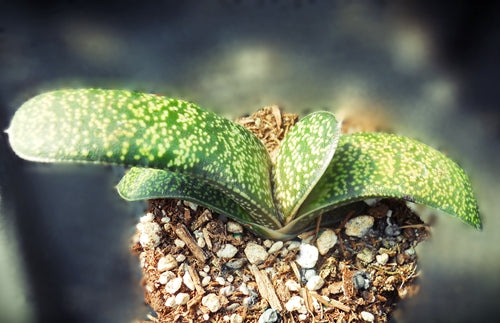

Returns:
0,1,499,322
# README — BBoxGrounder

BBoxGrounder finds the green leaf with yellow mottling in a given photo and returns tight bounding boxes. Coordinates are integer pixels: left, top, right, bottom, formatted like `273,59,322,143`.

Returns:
117,167,254,223
272,112,340,223
297,133,482,229
117,167,293,239
7,89,280,228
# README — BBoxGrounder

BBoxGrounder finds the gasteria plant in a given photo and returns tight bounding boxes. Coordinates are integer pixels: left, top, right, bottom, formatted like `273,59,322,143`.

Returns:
7,89,481,240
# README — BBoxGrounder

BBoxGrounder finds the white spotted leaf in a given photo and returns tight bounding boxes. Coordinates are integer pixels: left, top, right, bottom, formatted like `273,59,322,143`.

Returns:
7,89,280,228
296,133,481,230
272,112,340,223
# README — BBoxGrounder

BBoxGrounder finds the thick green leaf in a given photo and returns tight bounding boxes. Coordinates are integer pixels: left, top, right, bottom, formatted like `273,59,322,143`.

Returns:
296,133,481,229
117,167,292,238
7,89,280,227
272,112,340,223
117,167,254,222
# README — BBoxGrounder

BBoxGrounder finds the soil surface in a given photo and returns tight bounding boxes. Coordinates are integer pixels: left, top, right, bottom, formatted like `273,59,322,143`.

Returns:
131,107,430,322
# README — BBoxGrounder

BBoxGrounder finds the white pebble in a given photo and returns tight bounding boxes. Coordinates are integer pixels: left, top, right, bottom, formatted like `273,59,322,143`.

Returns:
174,238,186,248
217,244,239,259
216,276,226,285
140,213,155,223
244,243,268,265
175,292,190,305
316,229,337,255
298,314,308,321
157,255,178,272
203,265,210,273
158,271,175,285
263,240,273,248
176,254,186,262
345,215,374,238
227,221,243,233
296,244,319,268
285,279,300,292
186,201,198,211
202,293,222,313
268,241,284,254
137,221,162,249
239,283,250,295
183,271,195,290
160,216,171,223
197,237,206,248
285,296,307,313
220,285,235,296
306,275,325,291
202,276,211,286
361,311,375,322
287,241,301,250
165,295,176,307
165,277,182,294
230,313,243,323
376,253,389,265
226,275,234,283
203,313,210,321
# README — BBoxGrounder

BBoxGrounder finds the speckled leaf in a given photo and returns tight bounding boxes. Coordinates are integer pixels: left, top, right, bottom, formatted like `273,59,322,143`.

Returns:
272,112,340,223
7,89,280,228
296,133,481,229
117,167,286,237
117,167,253,222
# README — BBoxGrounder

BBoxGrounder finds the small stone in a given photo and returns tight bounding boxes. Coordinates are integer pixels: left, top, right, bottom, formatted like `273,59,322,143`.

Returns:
185,201,198,211
316,229,337,255
345,215,374,238
357,248,374,263
239,283,250,295
158,255,178,272
259,308,281,323
174,238,186,248
197,237,206,248
306,275,325,291
298,314,308,321
165,295,176,307
158,271,175,285
263,240,273,248
202,293,222,313
385,224,401,237
217,244,239,259
165,277,182,294
230,313,243,323
216,276,226,285
376,253,389,265
285,296,307,313
244,243,268,265
303,268,317,282
243,291,259,307
203,313,210,321
287,241,301,250
227,303,241,312
361,311,375,322
221,285,235,296
227,221,243,233
226,275,234,283
202,276,211,286
352,271,370,290
175,293,190,305
226,258,246,269
183,271,195,290
176,254,186,262
285,279,300,292
268,241,284,254
296,244,319,268
137,221,162,249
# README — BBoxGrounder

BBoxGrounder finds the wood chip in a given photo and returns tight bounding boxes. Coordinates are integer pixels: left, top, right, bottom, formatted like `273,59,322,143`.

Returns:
202,227,213,250
187,264,205,295
310,292,351,312
249,264,283,311
175,224,207,263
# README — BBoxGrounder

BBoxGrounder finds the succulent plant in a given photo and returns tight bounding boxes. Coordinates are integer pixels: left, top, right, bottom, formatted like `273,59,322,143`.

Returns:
7,89,481,239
